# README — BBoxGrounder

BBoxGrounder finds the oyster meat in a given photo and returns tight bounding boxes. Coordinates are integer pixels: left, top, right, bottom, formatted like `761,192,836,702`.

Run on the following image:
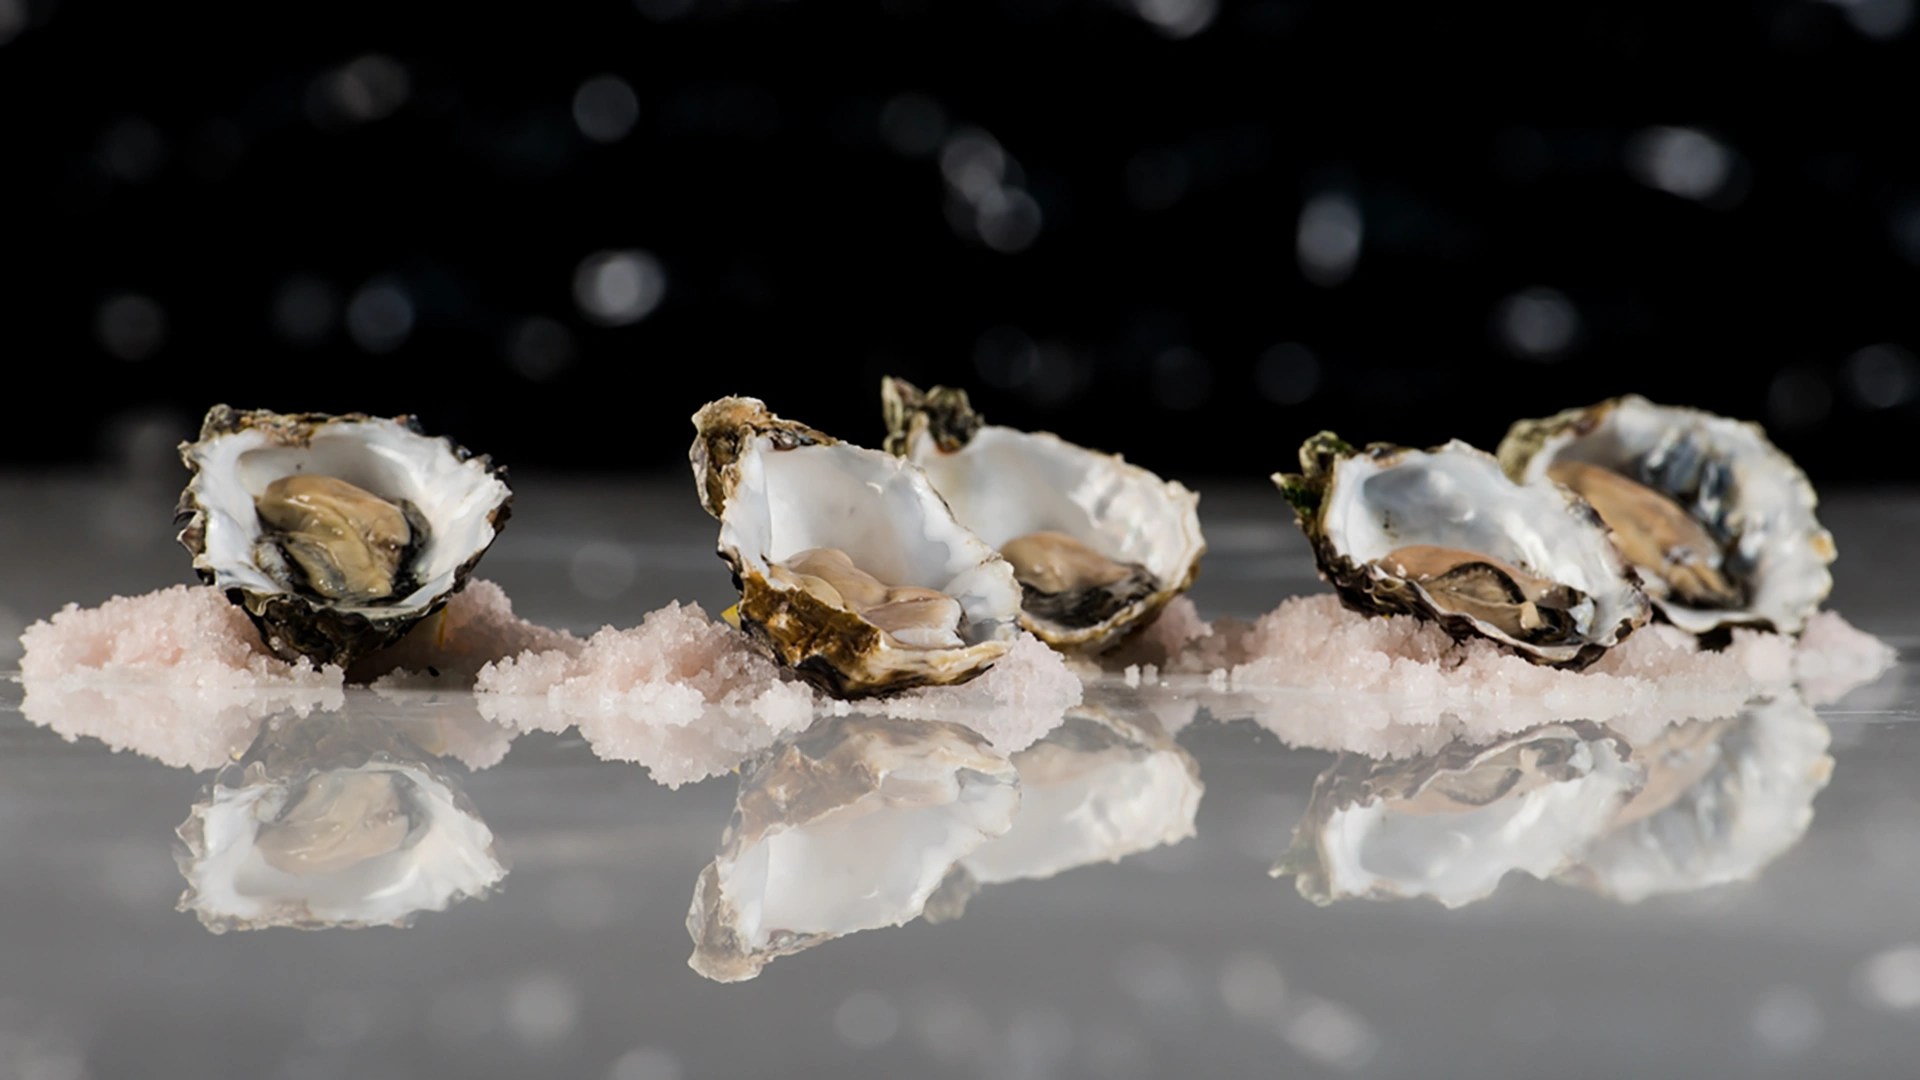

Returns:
691,396,1023,697
177,406,512,667
1277,433,1651,668
1500,395,1834,635
1280,722,1642,908
882,378,1205,653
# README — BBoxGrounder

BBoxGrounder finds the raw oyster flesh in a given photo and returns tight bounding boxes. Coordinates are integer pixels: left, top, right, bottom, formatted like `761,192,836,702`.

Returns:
881,377,1205,653
1276,432,1651,668
690,396,1023,698
177,406,513,666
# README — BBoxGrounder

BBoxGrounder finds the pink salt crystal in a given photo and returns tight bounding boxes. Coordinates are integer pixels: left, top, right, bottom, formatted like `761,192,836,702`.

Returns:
355,579,581,686
474,601,817,784
18,585,341,691
877,633,1080,751
1102,596,1214,670
1790,610,1898,705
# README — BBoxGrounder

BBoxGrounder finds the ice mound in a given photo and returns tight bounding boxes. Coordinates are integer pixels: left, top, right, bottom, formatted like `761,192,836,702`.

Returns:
358,579,582,687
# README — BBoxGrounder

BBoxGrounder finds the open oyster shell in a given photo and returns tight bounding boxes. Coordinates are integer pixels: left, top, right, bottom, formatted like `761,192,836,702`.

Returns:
177,406,512,667
1280,721,1643,908
1558,696,1832,902
174,714,506,932
881,378,1205,653
1276,433,1651,668
691,396,1023,698
1499,395,1835,636
686,715,1020,982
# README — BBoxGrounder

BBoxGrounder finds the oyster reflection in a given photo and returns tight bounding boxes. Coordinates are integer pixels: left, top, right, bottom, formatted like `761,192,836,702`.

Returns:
1281,722,1641,908
175,711,506,932
686,707,1202,981
687,715,1021,982
926,706,1203,920
1275,697,1832,909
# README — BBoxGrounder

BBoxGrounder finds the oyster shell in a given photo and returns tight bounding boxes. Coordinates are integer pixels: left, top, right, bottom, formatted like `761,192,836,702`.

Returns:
1276,433,1651,668
685,715,1020,982
177,406,512,667
174,713,506,932
1499,395,1835,635
1279,722,1642,908
690,396,1023,698
882,378,1205,652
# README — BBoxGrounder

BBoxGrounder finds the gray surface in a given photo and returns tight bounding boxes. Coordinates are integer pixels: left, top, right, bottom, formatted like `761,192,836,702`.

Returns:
3,474,1919,1080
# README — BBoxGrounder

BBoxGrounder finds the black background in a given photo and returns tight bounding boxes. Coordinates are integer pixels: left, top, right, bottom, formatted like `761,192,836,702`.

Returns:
6,0,1918,484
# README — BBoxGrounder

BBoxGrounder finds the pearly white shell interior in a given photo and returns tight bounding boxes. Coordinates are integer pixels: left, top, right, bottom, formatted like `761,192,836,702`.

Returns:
905,426,1204,589
185,419,510,615
1322,441,1643,653
720,436,1022,646
1513,396,1834,635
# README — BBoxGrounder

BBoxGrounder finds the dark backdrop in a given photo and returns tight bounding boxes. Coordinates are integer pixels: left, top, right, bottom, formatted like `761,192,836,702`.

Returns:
6,0,1918,484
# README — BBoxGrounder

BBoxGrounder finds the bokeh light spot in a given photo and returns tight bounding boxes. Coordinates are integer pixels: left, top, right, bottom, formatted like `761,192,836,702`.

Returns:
95,293,167,361
1297,192,1362,286
574,251,667,326
1494,287,1580,360
345,279,414,353
574,75,640,144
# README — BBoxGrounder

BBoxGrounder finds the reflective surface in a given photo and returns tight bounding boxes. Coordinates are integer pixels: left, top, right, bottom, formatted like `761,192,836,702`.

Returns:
4,477,1919,1078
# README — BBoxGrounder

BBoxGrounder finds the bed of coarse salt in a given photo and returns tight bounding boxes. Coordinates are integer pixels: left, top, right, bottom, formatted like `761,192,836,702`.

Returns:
1110,596,1895,757
474,602,1079,783
16,585,345,767
359,580,582,688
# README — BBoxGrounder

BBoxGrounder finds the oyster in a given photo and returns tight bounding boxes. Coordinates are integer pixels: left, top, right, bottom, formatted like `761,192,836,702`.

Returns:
1499,395,1835,635
1559,696,1832,902
686,715,1020,982
177,406,512,667
1276,433,1651,668
174,713,506,932
1280,722,1642,908
882,378,1205,653
691,396,1023,698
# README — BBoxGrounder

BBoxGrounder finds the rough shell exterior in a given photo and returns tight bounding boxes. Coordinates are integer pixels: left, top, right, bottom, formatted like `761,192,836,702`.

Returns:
1276,432,1649,670
176,405,512,668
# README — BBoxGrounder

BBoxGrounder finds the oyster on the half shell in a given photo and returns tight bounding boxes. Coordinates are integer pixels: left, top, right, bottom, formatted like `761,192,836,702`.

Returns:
691,396,1024,698
177,406,512,667
882,378,1205,652
1499,395,1835,636
1277,433,1651,668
